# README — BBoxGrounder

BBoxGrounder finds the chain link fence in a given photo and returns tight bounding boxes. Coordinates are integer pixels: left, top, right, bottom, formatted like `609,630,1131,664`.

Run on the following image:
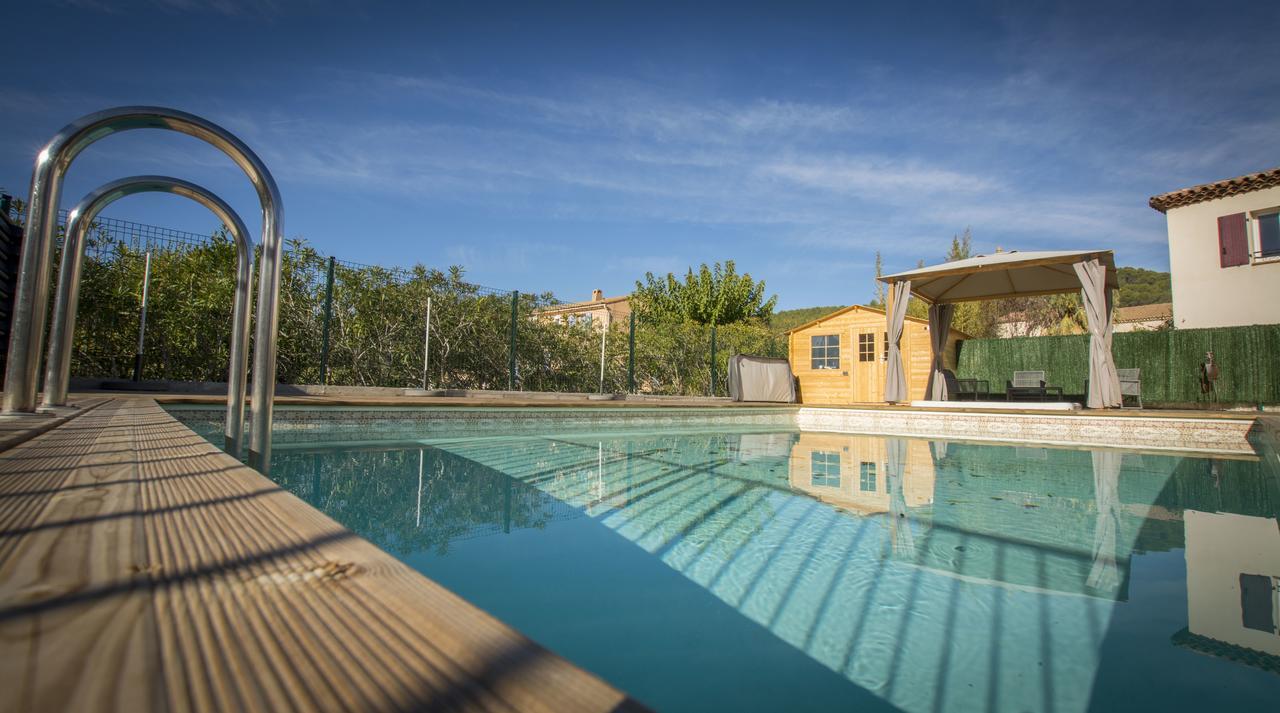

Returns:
4,196,786,396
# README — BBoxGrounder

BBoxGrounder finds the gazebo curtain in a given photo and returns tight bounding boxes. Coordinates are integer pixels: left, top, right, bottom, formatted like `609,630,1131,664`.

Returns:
1087,449,1123,593
1074,258,1121,408
924,303,955,400
886,437,915,557
884,280,911,402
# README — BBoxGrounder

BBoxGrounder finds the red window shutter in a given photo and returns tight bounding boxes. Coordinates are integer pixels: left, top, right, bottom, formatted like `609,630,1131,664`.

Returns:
1217,213,1248,267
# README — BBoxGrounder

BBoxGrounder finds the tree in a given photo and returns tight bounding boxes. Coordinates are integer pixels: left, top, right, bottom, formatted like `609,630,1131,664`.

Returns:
944,228,1000,337
1116,267,1171,307
872,251,886,307
632,260,777,325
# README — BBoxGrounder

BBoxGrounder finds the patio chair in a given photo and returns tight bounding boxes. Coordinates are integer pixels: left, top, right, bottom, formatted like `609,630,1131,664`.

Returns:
1006,370,1062,401
1118,368,1142,408
1085,369,1142,408
942,369,986,400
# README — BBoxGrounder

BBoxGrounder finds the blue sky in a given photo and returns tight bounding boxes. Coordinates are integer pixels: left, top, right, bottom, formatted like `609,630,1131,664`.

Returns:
3,1,1277,308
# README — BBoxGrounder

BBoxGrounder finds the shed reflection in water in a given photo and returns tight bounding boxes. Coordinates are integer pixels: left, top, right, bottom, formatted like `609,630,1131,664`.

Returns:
263,429,1280,713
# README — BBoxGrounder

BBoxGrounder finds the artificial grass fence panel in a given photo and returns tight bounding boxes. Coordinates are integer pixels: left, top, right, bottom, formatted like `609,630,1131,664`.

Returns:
955,324,1280,406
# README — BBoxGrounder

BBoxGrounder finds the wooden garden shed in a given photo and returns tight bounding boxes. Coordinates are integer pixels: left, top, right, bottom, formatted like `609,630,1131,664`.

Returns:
786,305,967,404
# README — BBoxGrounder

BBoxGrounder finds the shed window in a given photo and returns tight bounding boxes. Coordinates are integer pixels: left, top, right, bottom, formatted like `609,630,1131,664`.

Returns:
858,333,876,362
811,451,841,487
859,462,877,492
811,334,840,369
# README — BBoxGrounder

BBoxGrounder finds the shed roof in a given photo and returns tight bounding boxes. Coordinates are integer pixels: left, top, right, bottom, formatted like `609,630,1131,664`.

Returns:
879,249,1117,304
783,303,969,338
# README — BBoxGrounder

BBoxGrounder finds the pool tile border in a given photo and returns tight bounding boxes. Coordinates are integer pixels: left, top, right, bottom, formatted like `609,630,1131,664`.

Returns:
796,407,1256,454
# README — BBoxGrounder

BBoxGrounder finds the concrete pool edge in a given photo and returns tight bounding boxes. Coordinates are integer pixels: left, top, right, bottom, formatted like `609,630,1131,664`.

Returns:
0,396,650,713
161,394,1263,455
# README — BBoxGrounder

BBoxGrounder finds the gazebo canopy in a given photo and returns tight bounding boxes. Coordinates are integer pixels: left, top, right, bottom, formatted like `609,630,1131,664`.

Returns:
879,249,1118,304
877,248,1122,408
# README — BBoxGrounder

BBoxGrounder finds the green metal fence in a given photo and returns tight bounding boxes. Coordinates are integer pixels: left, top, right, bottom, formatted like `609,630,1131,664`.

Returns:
956,324,1280,406
5,199,784,397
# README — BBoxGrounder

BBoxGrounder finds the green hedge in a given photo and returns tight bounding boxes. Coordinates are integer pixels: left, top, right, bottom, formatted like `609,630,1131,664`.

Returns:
956,324,1280,406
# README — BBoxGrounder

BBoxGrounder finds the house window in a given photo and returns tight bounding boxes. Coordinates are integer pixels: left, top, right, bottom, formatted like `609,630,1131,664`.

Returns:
859,461,877,492
1257,212,1280,259
811,334,840,369
811,451,841,487
883,331,889,360
858,333,876,362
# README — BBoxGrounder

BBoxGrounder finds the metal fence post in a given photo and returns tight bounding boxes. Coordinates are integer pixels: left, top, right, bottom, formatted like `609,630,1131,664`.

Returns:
318,255,335,384
132,250,152,382
709,325,717,397
598,319,607,394
508,290,519,390
627,311,636,394
421,295,432,389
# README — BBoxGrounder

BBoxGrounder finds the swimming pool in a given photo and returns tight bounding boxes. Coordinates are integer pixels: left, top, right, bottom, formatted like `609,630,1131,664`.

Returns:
170,406,1280,712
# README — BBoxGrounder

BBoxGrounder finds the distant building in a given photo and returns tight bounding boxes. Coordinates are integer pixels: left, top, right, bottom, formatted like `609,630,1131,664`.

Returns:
994,311,1045,338
1149,167,1280,329
534,288,631,329
1113,302,1172,333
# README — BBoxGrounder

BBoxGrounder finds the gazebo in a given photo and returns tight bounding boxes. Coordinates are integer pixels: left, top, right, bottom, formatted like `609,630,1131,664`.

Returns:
877,249,1122,408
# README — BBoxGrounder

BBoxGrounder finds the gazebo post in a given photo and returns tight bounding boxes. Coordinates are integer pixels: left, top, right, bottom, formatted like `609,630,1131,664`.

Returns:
884,280,911,403
1074,257,1122,408
924,302,955,400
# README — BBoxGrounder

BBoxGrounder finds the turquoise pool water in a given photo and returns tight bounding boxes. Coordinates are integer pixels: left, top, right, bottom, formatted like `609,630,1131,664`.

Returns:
172,408,1280,712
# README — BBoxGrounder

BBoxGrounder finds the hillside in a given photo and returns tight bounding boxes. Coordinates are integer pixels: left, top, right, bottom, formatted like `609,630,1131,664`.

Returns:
1116,267,1171,307
769,305,846,333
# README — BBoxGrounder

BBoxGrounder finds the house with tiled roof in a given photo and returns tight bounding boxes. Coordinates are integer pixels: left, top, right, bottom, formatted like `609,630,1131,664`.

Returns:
1113,302,1172,332
534,289,631,329
1149,167,1280,328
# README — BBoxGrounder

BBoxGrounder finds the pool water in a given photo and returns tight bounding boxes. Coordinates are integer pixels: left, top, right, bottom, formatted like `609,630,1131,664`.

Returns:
175,410,1280,712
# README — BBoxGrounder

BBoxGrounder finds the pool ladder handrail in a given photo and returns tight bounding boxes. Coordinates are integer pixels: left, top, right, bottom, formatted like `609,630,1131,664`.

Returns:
41,176,255,458
1,106,285,471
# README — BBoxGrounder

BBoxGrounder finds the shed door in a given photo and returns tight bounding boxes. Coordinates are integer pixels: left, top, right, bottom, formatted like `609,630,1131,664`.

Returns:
851,327,884,402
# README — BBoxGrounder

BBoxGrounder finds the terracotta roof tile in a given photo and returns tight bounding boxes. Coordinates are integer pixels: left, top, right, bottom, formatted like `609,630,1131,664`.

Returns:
1149,167,1280,213
1114,302,1172,323
534,295,630,314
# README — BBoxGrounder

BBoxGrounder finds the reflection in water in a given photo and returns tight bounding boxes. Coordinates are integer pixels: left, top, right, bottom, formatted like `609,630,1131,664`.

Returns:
1182,508,1280,668
272,445,584,556
259,426,1280,713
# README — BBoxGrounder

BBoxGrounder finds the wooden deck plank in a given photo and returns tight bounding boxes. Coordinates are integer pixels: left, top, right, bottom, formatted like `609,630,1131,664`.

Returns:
0,397,644,713
0,399,159,712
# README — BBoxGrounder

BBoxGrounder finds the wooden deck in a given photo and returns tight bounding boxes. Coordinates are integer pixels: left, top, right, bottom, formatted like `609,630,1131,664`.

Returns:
0,397,646,713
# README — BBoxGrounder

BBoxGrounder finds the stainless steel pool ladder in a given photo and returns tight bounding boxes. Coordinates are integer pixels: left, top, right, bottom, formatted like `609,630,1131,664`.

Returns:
41,177,255,458
1,107,285,472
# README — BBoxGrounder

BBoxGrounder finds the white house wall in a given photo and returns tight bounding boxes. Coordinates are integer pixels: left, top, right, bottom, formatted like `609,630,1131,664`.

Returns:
1164,186,1280,328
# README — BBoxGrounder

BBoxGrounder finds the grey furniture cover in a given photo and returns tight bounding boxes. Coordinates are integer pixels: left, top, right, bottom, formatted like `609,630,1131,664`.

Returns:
727,354,797,403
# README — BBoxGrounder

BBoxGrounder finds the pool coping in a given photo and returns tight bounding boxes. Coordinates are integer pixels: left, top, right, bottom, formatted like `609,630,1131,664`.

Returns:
0,395,650,713
163,395,1263,455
